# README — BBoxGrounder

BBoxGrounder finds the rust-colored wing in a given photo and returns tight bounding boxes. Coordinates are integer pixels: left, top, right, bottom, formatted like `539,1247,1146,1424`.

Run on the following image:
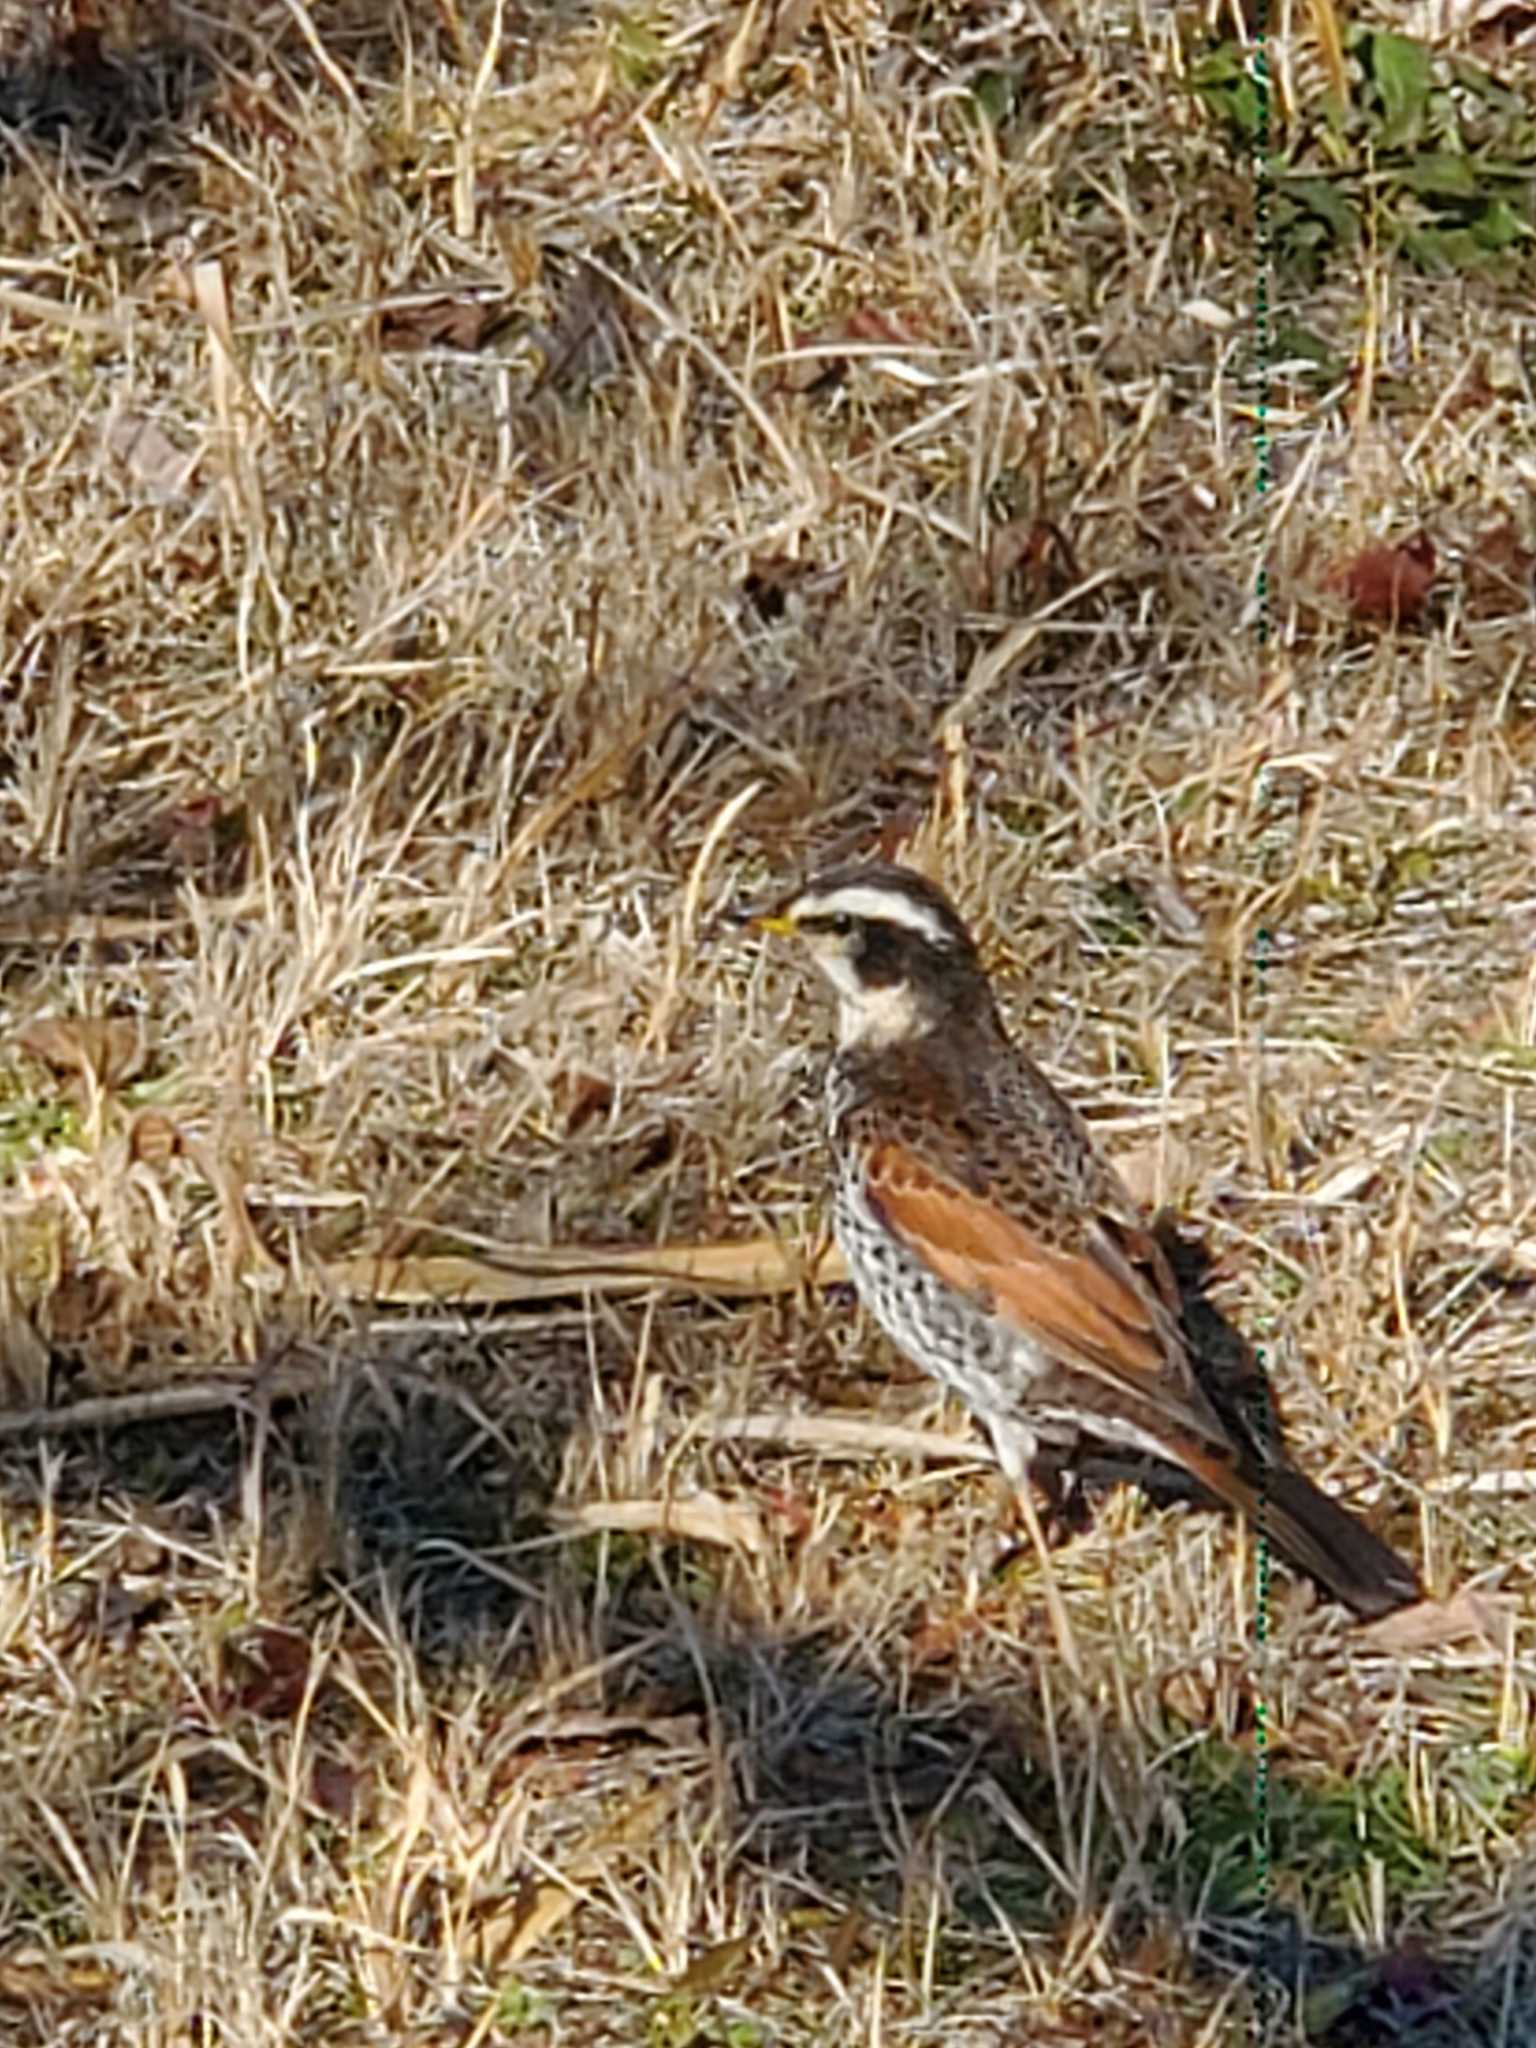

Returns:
865,1139,1190,1405
862,1142,1422,1618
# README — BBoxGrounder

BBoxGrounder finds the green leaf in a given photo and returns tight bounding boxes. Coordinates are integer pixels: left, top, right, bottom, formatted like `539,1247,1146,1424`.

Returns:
1401,225,1491,273
1399,151,1481,200
1189,43,1245,87
1190,44,1266,144
1370,32,1432,145
971,69,1022,131
1470,154,1536,185
1472,198,1531,250
610,12,667,88
1277,175,1359,245
495,1981,552,2029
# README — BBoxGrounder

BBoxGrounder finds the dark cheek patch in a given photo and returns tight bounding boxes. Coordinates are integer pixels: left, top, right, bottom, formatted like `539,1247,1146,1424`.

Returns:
856,924,910,987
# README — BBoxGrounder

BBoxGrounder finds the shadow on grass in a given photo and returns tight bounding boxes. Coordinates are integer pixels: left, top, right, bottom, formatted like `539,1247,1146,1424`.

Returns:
0,0,612,164
0,1314,1528,2047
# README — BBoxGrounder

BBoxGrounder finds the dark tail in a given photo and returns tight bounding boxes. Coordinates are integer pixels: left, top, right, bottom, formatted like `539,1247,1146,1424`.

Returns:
1251,1460,1421,1620
1164,1433,1422,1620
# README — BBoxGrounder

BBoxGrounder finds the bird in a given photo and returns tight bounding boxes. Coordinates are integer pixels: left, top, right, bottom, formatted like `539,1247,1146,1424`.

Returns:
750,859,1421,1621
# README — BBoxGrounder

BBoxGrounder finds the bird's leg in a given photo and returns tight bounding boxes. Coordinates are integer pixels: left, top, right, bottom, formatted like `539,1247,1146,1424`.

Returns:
1023,1440,1096,1544
987,1418,1084,1680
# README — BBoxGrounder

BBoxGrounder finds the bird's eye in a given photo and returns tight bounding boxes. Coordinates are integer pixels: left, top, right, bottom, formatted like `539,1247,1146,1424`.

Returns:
828,913,855,938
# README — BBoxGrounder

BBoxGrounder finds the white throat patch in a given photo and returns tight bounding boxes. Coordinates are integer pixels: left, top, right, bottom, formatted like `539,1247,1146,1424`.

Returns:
836,977,924,1049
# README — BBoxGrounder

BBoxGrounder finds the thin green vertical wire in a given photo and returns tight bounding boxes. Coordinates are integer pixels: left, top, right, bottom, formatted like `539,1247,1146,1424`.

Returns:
1250,5,1276,2041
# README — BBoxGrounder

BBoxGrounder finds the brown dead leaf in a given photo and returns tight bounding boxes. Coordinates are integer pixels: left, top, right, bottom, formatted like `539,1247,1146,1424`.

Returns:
672,1936,756,1996
104,410,200,503
971,518,1080,606
17,1015,145,1089
1463,520,1535,619
825,1906,873,1977
213,78,303,149
501,1781,681,1965
553,1069,614,1134
227,1625,316,1720
1413,0,1536,63
1328,532,1437,623
1358,1587,1513,1652
0,1310,51,1407
322,1233,847,1306
908,1610,966,1668
558,1491,768,1558
43,1269,118,1345
310,1756,366,1821
760,1484,814,1539
379,296,507,351
129,1110,181,1168
874,808,924,865
842,304,924,347
775,307,926,394
162,791,247,883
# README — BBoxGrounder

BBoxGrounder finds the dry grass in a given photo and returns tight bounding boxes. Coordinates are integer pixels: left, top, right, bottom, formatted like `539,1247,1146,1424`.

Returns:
2,1,1535,2041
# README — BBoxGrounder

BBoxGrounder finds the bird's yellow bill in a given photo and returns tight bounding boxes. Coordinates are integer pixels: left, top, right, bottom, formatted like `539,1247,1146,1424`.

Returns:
753,912,798,936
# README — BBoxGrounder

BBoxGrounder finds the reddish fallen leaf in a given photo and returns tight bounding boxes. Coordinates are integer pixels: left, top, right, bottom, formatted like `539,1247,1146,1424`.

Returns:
169,791,226,833
843,304,925,346
380,297,505,351
908,1610,966,1667
553,1069,614,1135
44,1270,119,1344
1329,532,1437,623
310,1756,365,1821
229,1625,315,1720
760,1485,814,1539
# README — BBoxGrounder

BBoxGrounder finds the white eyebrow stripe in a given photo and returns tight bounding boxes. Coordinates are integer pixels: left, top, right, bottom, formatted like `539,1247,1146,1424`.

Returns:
790,882,952,946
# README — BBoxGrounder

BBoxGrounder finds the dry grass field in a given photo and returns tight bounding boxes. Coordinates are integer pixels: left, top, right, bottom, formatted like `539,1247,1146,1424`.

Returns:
2,1,1535,2041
